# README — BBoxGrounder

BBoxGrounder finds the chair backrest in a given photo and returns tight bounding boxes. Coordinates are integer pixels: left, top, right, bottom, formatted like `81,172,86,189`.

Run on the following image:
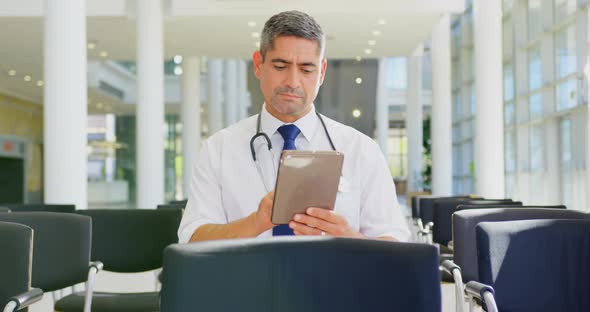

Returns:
1,204,75,213
0,222,33,309
432,198,519,245
77,209,183,273
453,207,583,282
476,219,590,312
0,212,91,292
157,203,186,210
161,237,441,312
419,196,474,224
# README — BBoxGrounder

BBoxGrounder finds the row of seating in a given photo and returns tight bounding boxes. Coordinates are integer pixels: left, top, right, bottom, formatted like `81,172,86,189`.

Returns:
0,206,183,312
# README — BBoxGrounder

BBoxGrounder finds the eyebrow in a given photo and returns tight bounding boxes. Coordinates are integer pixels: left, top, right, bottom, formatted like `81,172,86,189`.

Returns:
271,58,317,67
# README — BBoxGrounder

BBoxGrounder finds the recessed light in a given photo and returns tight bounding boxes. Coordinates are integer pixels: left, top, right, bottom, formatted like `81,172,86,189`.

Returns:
364,49,372,55
173,55,183,64
352,109,362,118
368,40,376,46
248,21,257,27
356,56,362,62
87,42,96,50
36,80,44,87
174,66,183,75
377,19,386,25
23,75,31,82
372,30,381,36
355,77,362,84
251,32,260,38
255,41,261,48
8,69,16,76
99,51,108,58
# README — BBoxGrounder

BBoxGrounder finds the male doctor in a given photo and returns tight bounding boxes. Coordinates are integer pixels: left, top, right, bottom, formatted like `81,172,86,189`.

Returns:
178,10,410,243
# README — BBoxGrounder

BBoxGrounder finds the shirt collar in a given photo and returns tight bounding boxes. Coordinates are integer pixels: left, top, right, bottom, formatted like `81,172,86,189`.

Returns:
260,103,319,142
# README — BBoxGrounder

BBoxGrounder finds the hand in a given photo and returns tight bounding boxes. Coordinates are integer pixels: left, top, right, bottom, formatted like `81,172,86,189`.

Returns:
253,191,276,233
289,207,365,238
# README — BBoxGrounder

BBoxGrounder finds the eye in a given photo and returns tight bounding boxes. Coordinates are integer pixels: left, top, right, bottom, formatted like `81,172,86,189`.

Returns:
302,68,314,74
274,66,286,70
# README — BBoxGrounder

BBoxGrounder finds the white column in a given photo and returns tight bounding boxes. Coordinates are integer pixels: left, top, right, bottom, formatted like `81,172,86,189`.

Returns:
223,59,239,126
136,0,164,208
586,8,590,208
208,59,224,134
376,57,389,157
238,60,251,120
473,0,505,198
430,15,453,196
181,56,201,198
43,0,87,208
406,45,424,192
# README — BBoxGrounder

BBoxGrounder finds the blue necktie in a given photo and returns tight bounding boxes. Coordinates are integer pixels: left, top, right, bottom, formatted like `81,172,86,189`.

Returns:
272,124,301,236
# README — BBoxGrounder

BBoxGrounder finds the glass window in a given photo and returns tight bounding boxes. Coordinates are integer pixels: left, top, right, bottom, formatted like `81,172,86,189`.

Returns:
468,83,475,116
505,102,515,126
528,0,543,39
503,0,514,12
504,64,514,101
529,93,543,119
503,19,513,60
556,78,577,110
386,58,407,90
505,130,516,173
560,118,573,207
555,25,577,79
453,92,462,120
554,0,577,23
530,125,544,172
453,60,461,89
528,46,542,91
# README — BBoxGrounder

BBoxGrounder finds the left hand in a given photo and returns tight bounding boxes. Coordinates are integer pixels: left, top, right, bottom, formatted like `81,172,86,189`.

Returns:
289,207,365,238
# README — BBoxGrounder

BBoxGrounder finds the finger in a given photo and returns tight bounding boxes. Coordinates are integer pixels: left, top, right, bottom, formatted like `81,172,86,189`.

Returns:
293,214,338,234
289,221,322,236
306,208,345,224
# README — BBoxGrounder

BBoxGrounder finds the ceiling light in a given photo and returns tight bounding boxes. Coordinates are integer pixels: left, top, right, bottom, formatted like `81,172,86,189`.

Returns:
255,41,261,48
355,56,362,62
36,80,44,87
368,40,376,46
352,109,362,118
23,75,31,82
99,51,108,58
174,66,183,75
378,19,387,25
174,55,183,64
372,30,381,36
251,32,260,38
248,21,257,27
355,77,362,84
8,69,16,76
364,49,372,55
87,42,96,50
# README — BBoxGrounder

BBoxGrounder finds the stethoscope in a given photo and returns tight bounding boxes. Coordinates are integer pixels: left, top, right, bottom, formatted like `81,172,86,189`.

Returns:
249,110,336,192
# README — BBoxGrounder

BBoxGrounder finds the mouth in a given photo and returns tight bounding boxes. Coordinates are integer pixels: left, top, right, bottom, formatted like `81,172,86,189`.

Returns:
279,93,301,99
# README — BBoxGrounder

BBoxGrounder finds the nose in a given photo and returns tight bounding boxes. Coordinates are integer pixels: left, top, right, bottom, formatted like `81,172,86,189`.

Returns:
284,66,300,89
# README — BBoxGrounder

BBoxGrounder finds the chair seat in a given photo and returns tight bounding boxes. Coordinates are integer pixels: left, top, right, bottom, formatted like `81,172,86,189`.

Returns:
55,291,159,312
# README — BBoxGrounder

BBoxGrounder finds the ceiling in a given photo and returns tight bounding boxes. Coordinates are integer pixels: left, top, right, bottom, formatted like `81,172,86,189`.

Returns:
0,0,463,106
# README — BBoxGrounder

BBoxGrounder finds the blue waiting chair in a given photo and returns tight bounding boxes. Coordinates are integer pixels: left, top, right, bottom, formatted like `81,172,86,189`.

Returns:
467,219,590,312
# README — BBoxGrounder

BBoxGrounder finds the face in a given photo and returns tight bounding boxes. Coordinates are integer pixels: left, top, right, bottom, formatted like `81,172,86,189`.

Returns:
253,36,327,122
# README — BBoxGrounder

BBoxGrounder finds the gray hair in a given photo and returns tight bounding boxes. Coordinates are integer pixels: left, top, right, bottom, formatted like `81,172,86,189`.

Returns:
260,10,325,61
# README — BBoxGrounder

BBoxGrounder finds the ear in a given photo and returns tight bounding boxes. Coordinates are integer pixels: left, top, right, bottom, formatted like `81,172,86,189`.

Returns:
253,51,263,79
319,58,327,85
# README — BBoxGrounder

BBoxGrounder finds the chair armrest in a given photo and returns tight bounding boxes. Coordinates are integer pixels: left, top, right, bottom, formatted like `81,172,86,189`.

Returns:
465,281,498,312
441,260,465,312
440,260,460,275
4,288,43,312
90,261,104,272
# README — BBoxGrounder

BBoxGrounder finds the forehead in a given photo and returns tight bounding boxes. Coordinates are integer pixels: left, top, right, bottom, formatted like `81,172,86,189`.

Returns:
267,36,323,60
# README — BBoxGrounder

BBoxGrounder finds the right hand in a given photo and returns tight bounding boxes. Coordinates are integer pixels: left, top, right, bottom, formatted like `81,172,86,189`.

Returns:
254,191,276,233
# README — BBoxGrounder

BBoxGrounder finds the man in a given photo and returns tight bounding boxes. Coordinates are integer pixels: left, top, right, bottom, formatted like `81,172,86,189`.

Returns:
178,10,410,243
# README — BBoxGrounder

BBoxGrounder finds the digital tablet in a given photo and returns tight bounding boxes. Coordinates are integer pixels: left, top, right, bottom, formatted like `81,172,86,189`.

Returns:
271,150,344,224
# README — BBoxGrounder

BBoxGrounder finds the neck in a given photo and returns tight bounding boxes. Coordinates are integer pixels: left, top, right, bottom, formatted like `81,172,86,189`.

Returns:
266,104,313,123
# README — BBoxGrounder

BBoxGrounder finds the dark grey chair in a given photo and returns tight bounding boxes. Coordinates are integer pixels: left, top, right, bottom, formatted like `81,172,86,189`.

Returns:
161,237,442,312
0,207,10,212
467,219,590,312
0,221,43,312
416,196,476,243
0,204,75,213
0,213,96,312
55,208,183,312
441,207,584,312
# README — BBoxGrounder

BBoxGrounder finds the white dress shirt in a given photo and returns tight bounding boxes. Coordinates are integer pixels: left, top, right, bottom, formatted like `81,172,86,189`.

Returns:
178,104,410,243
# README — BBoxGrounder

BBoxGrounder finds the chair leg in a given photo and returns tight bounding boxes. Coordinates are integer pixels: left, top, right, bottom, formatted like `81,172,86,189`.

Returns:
84,262,103,312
